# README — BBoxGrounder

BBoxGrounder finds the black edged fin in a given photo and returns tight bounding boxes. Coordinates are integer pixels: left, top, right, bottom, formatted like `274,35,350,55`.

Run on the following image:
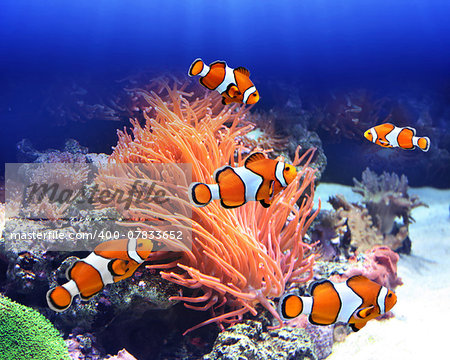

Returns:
244,152,266,168
220,199,244,209
235,66,250,77
213,165,235,183
349,323,360,332
404,126,416,136
108,259,128,277
308,278,331,296
222,96,233,105
210,60,227,68
356,306,375,319
346,274,370,284
259,199,271,208
222,97,227,105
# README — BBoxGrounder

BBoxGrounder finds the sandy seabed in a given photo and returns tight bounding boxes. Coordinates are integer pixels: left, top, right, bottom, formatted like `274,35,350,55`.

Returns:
314,184,450,360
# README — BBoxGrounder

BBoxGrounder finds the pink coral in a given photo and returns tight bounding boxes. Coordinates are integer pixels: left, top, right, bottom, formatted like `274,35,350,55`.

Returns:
333,245,403,290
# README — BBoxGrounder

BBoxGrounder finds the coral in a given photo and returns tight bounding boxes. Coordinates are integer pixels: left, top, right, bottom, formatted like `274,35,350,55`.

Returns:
329,194,384,254
0,294,70,360
333,245,403,290
95,78,319,333
106,349,138,360
203,319,317,360
65,332,102,360
352,168,427,253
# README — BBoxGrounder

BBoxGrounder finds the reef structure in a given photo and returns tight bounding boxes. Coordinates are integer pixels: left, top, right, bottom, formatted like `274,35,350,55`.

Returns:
94,79,320,334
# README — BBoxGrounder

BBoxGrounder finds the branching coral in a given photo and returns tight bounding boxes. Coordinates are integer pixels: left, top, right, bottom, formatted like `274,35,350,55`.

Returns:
95,79,319,333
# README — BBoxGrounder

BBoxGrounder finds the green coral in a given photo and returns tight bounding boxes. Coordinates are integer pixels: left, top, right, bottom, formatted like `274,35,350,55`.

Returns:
0,294,70,360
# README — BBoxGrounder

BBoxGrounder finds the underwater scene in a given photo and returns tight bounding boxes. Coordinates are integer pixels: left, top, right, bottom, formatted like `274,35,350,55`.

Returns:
1,1,450,359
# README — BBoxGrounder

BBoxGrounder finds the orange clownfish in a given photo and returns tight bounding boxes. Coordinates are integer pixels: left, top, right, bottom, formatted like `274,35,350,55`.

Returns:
364,123,430,152
47,238,153,312
278,275,397,332
188,58,260,105
189,152,297,209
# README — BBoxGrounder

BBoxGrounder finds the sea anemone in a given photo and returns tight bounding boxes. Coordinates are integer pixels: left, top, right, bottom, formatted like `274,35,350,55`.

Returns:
95,78,320,334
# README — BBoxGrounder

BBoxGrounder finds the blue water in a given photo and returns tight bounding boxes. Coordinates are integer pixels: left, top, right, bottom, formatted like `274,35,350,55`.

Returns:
1,0,449,180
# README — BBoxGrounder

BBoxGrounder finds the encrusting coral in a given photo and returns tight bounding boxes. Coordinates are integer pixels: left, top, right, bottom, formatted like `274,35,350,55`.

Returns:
0,294,70,360
95,79,320,334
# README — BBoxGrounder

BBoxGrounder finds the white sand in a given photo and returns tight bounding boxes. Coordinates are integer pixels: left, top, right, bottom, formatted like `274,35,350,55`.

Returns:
313,184,450,360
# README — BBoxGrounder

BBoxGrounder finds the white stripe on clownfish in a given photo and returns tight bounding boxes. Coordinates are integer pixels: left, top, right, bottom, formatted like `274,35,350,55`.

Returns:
333,281,364,323
385,126,403,147
198,64,210,77
233,166,264,202
377,286,388,314
370,127,377,143
81,253,114,286
275,162,288,187
216,65,236,94
243,85,257,104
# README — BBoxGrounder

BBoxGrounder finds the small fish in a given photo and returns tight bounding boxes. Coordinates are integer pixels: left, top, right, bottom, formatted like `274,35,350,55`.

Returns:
278,275,397,332
47,238,153,312
364,123,430,152
189,152,297,209
188,58,260,105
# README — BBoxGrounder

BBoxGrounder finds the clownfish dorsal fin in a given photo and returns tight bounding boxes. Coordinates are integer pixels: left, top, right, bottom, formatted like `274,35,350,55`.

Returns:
226,84,241,98
214,165,235,184
404,126,416,136
235,66,250,77
355,306,375,319
244,152,266,168
308,278,332,296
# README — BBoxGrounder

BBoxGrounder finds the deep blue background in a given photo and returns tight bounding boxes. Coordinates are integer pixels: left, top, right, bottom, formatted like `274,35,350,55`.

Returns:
1,0,449,180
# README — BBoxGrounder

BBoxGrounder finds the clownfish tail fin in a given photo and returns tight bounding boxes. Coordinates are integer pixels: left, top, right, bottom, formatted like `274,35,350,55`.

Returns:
278,293,304,321
417,136,430,152
188,182,216,207
46,281,78,312
189,58,206,77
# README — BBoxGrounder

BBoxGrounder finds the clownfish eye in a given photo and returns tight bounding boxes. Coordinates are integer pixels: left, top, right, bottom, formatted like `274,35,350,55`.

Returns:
388,293,392,298
253,93,257,97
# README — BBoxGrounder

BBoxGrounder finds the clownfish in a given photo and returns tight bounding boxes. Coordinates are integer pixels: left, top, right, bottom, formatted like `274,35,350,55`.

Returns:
188,58,260,105
364,123,430,152
47,238,153,312
278,275,397,332
188,152,297,209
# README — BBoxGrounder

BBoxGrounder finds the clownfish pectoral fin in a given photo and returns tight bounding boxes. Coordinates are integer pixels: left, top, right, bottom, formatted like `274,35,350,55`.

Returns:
379,139,390,146
259,199,271,208
355,306,375,320
222,96,233,105
244,152,266,168
226,84,241,98
235,66,250,77
349,321,367,332
108,259,129,277
268,180,275,198
188,182,213,207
